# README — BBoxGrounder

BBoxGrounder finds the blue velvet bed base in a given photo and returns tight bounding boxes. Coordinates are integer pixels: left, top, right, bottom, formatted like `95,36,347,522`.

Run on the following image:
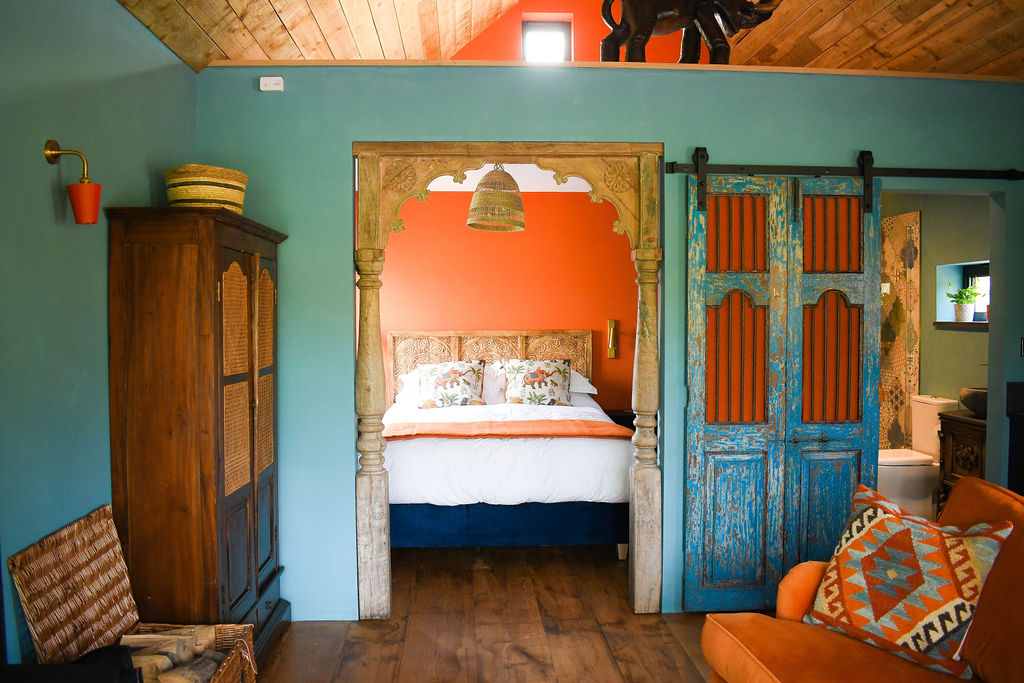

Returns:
390,502,628,548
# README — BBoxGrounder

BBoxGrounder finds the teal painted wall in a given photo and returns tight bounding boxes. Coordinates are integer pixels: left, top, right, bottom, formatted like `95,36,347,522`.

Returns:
3,5,1023,641
195,65,1024,616
881,193,991,404
0,0,196,663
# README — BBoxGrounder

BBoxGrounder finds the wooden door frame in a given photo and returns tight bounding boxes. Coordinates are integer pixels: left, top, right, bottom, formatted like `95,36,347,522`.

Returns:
353,141,664,618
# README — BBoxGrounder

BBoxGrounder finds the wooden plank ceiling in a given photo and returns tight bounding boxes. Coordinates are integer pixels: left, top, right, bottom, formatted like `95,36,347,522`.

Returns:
121,0,1024,79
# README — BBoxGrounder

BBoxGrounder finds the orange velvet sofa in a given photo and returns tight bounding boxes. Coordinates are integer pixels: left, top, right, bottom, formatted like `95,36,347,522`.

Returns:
701,477,1024,682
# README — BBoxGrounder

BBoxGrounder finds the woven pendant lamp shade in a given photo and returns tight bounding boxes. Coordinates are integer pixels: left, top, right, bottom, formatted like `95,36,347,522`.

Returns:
467,164,525,232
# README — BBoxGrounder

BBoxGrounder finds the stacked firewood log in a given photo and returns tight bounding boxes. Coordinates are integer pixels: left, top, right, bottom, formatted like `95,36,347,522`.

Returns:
121,626,226,683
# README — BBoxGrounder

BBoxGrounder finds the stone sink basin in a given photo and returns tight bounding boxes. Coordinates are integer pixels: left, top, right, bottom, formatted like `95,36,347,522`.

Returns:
959,387,988,419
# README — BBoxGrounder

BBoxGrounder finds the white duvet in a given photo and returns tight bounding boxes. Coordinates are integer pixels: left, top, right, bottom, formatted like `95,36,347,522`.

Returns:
381,395,633,506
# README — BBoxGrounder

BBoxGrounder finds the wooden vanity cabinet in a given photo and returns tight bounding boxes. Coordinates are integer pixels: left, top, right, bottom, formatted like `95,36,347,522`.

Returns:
107,207,289,657
938,410,987,506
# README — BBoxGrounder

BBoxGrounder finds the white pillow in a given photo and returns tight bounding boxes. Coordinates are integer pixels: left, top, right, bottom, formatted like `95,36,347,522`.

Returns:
484,362,598,403
394,369,420,405
482,362,506,404
570,369,598,395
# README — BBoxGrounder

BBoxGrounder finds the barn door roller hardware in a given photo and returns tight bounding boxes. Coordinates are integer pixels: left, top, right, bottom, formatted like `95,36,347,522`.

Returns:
667,149,1023,213
858,150,874,211
693,147,709,211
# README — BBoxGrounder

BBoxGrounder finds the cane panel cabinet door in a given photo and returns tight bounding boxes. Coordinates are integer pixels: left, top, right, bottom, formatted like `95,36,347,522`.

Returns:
108,207,289,657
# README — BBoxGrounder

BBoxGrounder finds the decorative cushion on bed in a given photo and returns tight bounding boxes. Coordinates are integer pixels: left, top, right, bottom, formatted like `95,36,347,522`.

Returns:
803,485,1013,679
416,361,486,408
482,362,506,404
569,370,598,395
503,359,572,406
484,362,595,404
395,369,421,405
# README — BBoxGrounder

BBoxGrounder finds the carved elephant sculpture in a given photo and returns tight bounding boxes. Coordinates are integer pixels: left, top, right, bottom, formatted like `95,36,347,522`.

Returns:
600,0,781,64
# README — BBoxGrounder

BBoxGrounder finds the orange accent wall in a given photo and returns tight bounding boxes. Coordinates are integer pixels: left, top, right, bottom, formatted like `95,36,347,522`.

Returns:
454,0,709,63
381,191,637,410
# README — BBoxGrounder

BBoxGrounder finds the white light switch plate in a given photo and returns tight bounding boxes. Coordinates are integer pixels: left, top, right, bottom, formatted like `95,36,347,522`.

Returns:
881,282,891,294
259,76,284,92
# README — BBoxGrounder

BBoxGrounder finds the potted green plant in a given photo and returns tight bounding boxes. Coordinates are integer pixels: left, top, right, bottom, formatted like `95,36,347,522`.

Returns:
945,282,982,322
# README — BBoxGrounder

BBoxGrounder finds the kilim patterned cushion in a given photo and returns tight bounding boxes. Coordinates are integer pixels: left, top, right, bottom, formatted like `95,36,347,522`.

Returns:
804,486,1013,678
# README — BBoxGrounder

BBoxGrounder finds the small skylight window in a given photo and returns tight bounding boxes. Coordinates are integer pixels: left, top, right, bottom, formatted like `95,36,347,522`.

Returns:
522,21,571,62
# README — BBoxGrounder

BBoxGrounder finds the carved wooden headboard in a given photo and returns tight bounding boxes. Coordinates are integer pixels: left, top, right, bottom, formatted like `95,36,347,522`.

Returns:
387,329,593,401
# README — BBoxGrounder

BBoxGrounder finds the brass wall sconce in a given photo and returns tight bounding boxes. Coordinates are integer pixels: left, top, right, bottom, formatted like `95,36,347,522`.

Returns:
44,139,101,224
607,319,619,358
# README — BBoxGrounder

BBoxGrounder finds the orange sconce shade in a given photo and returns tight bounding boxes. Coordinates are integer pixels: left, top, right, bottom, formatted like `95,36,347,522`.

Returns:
65,181,102,224
44,139,101,225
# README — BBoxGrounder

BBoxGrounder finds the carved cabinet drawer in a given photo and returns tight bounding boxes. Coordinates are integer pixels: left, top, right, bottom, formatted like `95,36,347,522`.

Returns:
938,410,986,507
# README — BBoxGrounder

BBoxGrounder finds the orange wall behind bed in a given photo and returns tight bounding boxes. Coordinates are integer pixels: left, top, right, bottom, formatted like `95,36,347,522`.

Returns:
452,0,709,64
381,191,637,411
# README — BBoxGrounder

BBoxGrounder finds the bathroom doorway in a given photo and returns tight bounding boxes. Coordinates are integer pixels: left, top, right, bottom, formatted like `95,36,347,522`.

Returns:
879,191,994,449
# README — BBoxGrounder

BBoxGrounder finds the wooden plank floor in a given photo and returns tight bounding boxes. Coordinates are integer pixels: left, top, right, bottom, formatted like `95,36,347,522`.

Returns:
260,545,711,682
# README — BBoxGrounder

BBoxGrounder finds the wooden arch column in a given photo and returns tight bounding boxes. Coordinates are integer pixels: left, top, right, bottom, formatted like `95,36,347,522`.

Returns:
353,142,664,618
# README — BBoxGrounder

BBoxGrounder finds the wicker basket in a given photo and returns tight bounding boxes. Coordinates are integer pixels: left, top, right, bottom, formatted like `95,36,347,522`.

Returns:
130,623,256,683
6,505,257,682
165,164,248,214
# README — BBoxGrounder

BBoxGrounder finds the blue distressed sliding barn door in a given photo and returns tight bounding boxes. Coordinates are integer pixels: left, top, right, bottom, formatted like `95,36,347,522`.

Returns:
684,175,880,611
685,176,789,611
783,177,880,571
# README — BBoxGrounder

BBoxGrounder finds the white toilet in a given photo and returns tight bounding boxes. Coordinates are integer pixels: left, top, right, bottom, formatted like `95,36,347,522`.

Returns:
878,394,958,520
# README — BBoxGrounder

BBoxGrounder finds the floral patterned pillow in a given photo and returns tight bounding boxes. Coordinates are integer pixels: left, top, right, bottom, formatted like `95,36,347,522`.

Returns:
416,361,485,408
503,359,572,406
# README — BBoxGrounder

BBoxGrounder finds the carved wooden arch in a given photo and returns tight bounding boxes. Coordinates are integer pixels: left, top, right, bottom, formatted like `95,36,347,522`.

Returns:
353,141,664,618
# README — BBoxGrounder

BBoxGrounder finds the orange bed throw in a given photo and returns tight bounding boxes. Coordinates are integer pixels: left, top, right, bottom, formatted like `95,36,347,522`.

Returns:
382,419,634,440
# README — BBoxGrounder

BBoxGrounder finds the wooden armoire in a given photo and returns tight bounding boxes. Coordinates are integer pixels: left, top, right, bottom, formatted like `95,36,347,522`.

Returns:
107,207,289,657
